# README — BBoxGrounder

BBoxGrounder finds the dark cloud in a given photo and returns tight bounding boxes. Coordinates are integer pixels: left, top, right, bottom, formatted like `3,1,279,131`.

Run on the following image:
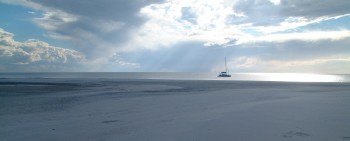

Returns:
30,0,164,24
27,0,165,57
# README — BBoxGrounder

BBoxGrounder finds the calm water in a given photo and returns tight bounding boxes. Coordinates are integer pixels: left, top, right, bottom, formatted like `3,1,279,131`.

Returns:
0,72,349,82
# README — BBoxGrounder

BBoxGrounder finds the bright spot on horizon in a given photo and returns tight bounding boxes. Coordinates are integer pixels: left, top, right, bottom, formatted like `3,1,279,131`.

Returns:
247,73,344,82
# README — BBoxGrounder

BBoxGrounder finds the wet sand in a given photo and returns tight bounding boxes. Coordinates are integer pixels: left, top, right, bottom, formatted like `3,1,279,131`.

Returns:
1,79,350,141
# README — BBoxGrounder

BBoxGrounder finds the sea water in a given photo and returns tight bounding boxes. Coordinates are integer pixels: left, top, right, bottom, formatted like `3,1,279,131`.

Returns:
0,72,349,82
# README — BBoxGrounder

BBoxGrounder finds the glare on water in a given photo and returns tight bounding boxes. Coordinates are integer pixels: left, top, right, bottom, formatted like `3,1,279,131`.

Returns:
243,73,343,82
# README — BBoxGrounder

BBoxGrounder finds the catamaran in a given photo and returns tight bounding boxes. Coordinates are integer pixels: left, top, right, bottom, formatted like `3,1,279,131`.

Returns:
218,56,231,77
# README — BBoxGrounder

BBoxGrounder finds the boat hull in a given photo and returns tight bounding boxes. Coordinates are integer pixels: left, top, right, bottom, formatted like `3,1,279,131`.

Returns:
218,74,231,77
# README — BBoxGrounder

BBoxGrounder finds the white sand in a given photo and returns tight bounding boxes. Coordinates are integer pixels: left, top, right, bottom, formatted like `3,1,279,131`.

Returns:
1,79,350,141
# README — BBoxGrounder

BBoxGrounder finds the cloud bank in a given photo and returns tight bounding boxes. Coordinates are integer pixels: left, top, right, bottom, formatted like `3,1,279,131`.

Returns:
0,28,85,63
0,28,140,71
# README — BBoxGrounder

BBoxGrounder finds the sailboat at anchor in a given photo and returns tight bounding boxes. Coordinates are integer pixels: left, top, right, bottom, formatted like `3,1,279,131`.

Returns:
218,56,231,77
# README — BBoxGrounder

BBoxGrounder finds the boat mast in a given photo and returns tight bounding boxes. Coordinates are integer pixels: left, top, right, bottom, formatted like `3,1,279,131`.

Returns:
225,56,228,73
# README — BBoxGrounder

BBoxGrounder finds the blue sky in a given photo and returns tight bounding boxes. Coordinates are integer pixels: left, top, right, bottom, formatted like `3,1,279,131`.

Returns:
0,0,350,73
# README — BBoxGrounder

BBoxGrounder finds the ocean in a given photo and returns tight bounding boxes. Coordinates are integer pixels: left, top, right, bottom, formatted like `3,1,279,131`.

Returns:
0,72,349,82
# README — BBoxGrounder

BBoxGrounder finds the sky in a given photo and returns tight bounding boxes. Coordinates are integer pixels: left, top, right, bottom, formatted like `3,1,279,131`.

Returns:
0,0,350,73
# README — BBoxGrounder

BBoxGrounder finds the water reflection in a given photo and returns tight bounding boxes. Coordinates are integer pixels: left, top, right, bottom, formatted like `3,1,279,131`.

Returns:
233,73,345,82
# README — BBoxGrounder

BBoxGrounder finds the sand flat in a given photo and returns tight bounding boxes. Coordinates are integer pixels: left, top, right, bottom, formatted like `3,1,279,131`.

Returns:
1,79,350,141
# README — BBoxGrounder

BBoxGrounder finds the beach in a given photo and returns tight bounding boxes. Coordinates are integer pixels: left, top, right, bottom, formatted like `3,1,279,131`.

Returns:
1,78,350,141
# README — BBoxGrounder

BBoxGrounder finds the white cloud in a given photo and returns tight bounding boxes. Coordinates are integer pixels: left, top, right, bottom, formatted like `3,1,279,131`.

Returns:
95,20,125,33
0,28,85,64
121,0,246,50
231,57,260,68
27,11,35,14
0,28,137,71
109,53,140,67
119,0,350,51
225,56,350,73
252,14,350,33
0,0,42,10
269,0,280,5
234,56,350,68
236,30,350,44
35,10,79,31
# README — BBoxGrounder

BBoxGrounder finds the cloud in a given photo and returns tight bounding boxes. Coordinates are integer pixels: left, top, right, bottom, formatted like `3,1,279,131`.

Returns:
231,57,261,68
1,0,350,72
0,28,142,71
109,53,140,67
232,0,350,25
121,0,350,51
0,28,85,64
230,0,350,34
232,56,350,68
2,0,350,52
236,30,350,44
225,56,350,73
269,0,280,6
250,14,350,33
120,0,246,50
279,0,350,18
0,0,166,57
35,9,78,31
